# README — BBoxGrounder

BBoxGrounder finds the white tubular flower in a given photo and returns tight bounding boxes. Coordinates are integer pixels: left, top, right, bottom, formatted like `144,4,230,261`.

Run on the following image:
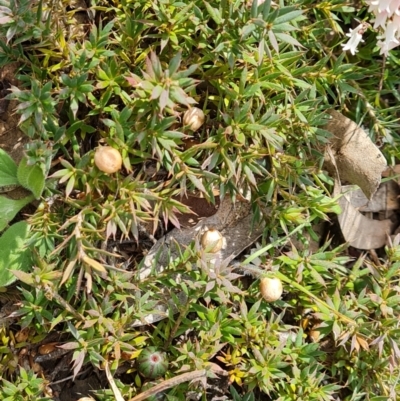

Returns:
386,17,400,39
366,0,380,14
341,24,365,55
388,0,400,15
367,0,400,15
377,14,400,54
366,0,393,14
378,0,394,12
377,38,397,54
373,10,389,28
364,0,400,55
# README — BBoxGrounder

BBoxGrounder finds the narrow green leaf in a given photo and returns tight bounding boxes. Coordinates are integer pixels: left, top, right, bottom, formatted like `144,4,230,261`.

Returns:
17,157,46,199
242,24,257,40
159,89,169,111
150,51,162,80
80,84,95,93
10,269,34,285
251,0,258,18
67,120,84,135
168,51,182,76
262,0,272,20
150,85,163,100
173,64,199,79
339,82,360,94
0,221,31,287
268,29,279,53
170,86,191,106
274,32,304,48
245,123,266,131
273,22,299,33
273,9,303,25
244,165,257,186
203,1,223,24
188,174,206,193
163,130,187,139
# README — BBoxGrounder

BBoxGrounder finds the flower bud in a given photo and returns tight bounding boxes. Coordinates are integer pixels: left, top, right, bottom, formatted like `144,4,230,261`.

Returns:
183,107,205,131
201,229,223,253
137,347,169,379
260,277,283,302
94,146,122,174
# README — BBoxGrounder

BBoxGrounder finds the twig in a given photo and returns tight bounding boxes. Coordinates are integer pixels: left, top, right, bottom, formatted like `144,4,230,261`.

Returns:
43,284,85,321
127,366,226,401
34,347,70,363
50,367,91,385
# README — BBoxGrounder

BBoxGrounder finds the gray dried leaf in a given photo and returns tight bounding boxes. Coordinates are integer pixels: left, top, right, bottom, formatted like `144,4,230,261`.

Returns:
337,185,396,250
324,110,387,199
132,197,267,326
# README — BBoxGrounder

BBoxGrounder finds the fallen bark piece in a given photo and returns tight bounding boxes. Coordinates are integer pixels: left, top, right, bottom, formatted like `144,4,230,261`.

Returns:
324,110,387,199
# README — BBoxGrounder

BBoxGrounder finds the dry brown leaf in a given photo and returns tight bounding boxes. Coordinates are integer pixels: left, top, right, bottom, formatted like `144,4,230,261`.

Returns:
172,193,220,228
342,181,400,213
382,164,400,177
382,165,400,190
324,110,387,199
356,335,370,351
132,197,266,326
337,184,396,249
140,197,265,280
105,361,125,401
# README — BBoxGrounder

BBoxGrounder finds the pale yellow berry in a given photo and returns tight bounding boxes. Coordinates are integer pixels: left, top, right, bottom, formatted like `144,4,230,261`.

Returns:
183,107,205,131
201,229,223,253
94,146,122,174
260,277,283,302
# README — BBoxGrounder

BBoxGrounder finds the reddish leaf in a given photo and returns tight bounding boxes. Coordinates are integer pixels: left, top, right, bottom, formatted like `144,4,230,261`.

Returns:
58,341,80,350
72,349,86,379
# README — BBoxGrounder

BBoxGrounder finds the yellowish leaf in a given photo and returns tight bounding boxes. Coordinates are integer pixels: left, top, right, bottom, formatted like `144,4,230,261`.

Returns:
357,335,370,351
82,255,107,273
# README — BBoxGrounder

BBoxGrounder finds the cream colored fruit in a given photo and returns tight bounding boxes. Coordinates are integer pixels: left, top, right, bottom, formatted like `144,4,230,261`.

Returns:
183,107,205,131
94,146,122,174
200,229,223,253
260,277,283,302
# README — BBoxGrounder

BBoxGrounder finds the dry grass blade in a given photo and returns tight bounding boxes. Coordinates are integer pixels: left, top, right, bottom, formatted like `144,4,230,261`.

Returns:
105,361,125,401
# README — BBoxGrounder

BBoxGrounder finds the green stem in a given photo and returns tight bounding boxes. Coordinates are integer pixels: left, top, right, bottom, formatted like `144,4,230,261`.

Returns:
274,271,357,326
242,222,310,265
239,222,357,326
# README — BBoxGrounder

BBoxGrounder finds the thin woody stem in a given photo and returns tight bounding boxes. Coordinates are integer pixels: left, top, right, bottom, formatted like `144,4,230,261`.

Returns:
164,299,191,350
237,264,357,326
43,284,84,321
127,368,219,401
